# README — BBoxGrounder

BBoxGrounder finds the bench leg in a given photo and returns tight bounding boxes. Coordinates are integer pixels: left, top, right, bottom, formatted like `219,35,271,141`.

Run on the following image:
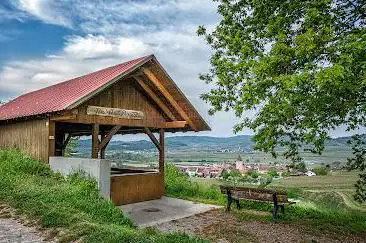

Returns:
226,195,232,211
235,199,241,210
272,206,278,222
280,205,285,214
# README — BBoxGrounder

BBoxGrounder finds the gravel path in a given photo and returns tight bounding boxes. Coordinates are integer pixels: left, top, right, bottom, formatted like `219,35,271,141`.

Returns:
155,209,365,243
0,218,47,243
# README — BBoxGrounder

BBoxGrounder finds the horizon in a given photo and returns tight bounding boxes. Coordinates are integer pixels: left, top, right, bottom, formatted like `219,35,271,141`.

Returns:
77,133,362,142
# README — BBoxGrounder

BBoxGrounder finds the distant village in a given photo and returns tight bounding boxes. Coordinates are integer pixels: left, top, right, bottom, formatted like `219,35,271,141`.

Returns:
176,160,317,178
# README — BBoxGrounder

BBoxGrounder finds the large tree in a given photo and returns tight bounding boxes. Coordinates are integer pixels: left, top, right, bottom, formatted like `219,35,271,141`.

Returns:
198,0,366,201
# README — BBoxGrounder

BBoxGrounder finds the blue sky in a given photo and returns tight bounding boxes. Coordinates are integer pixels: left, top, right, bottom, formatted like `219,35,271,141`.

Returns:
0,0,360,138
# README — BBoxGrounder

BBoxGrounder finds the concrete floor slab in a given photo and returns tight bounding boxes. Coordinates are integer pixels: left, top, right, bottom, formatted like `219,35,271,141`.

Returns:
119,197,222,227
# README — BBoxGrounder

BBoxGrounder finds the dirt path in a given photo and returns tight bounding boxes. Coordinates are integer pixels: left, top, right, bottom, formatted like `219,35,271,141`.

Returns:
0,217,47,243
0,203,55,243
304,189,366,213
335,191,366,213
155,209,365,243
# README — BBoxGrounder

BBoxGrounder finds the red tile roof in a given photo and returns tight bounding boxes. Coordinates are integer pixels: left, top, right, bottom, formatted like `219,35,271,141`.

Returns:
0,55,153,121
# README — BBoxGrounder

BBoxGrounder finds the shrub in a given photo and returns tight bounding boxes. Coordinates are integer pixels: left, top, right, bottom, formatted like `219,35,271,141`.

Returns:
267,168,279,178
229,169,242,178
313,167,329,176
247,170,259,179
165,164,224,203
220,168,230,179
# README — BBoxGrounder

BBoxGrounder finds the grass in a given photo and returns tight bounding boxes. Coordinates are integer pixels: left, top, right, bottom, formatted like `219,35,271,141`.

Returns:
0,149,206,243
165,164,366,234
165,164,226,205
270,171,359,190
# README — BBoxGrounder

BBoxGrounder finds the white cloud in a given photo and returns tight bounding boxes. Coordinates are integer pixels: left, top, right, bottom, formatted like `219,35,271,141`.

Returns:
13,0,73,27
64,35,115,58
117,37,150,56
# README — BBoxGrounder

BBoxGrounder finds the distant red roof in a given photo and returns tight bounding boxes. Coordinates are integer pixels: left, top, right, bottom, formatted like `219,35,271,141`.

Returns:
0,55,153,121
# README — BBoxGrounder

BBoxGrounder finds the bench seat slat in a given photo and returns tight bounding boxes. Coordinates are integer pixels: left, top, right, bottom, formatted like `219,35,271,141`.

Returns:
220,185,294,204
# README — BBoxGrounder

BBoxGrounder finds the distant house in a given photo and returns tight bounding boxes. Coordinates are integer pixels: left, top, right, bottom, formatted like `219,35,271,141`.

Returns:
305,171,316,176
186,167,197,177
291,171,306,176
197,167,205,177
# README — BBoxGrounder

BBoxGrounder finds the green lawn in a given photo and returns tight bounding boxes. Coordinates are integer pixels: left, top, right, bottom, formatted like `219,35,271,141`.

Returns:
270,171,359,190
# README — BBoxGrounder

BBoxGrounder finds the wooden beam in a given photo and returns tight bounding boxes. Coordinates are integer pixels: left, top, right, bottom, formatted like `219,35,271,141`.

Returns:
98,125,122,150
100,132,107,159
142,68,198,131
51,115,77,121
60,118,168,129
164,121,187,129
91,124,99,159
159,128,165,175
144,127,161,151
61,133,72,150
134,77,176,121
48,120,56,158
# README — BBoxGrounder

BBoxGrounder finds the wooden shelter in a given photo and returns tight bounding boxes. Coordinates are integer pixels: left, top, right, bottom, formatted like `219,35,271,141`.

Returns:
0,55,210,205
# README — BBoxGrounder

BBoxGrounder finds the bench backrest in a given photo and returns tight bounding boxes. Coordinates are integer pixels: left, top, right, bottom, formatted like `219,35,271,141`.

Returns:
220,186,289,203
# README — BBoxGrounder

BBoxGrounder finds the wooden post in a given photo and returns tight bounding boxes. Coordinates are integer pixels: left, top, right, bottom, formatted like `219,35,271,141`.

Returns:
61,133,72,156
48,120,56,159
159,129,165,175
55,133,64,156
100,132,106,159
92,124,99,159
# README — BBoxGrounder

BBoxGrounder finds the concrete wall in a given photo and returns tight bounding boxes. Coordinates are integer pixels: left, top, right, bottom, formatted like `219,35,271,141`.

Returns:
49,157,111,199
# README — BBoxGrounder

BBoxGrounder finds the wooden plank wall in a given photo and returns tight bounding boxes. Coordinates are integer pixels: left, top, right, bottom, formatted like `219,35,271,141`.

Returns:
0,119,49,162
72,79,167,127
110,172,164,205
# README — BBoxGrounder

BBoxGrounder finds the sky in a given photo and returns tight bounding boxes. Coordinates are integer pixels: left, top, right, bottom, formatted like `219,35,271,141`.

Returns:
0,0,360,139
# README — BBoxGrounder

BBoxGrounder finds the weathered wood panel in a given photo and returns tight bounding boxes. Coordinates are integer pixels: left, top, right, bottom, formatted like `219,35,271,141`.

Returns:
0,119,49,162
69,79,167,128
111,172,164,205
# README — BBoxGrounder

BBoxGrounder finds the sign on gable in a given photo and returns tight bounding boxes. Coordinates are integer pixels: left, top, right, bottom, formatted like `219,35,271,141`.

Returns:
87,106,145,120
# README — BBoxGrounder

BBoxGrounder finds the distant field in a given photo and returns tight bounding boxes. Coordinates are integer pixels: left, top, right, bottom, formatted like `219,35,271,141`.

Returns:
191,171,360,191
270,171,359,190
165,147,352,166
189,177,222,188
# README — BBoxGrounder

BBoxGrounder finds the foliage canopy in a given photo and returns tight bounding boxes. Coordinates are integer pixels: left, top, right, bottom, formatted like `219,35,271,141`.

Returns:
198,0,365,159
198,0,366,200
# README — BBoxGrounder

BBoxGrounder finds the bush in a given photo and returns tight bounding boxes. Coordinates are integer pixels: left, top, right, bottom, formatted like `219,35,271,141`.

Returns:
247,170,259,179
294,162,307,172
267,168,279,178
229,169,242,178
281,171,291,177
165,164,224,203
313,167,329,176
220,169,230,179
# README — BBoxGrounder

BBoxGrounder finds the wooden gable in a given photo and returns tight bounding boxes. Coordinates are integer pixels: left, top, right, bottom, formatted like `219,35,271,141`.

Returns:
64,78,169,129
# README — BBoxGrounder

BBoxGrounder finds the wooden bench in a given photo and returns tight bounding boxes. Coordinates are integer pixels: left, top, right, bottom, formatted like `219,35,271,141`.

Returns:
220,186,296,221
